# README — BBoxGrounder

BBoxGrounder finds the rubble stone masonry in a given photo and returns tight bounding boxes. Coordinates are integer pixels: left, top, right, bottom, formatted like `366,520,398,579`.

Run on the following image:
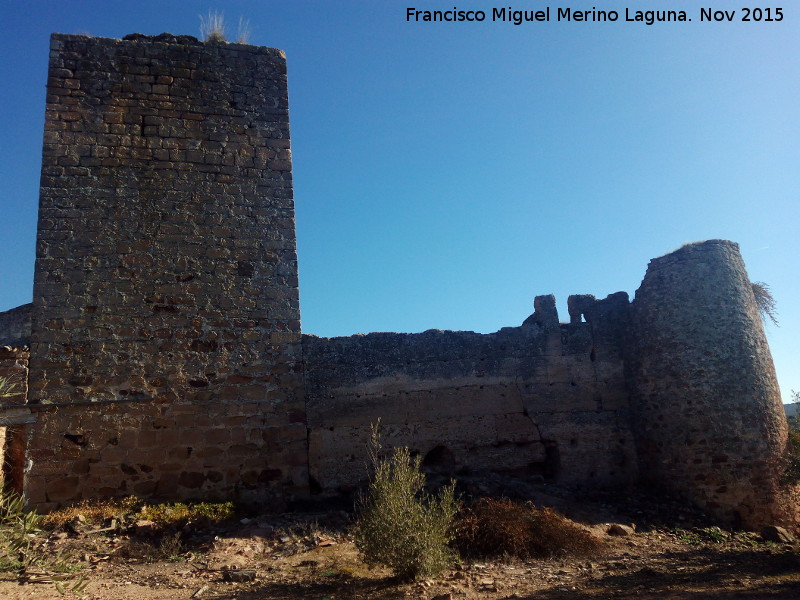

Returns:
304,292,637,493
0,304,32,347
25,34,305,509
627,240,789,528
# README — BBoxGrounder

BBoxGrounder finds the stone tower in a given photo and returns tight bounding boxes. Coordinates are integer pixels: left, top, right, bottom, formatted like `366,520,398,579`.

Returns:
25,34,307,508
628,240,790,528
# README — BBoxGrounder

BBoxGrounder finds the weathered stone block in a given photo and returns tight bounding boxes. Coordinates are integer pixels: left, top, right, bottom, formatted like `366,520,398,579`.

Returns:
45,476,80,502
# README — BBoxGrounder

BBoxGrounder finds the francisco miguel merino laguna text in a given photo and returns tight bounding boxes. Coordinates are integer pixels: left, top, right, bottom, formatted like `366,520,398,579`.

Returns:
406,6,784,25
406,6,690,25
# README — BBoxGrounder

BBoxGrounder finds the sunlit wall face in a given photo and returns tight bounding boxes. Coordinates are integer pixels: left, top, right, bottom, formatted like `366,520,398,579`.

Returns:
0,1,796,400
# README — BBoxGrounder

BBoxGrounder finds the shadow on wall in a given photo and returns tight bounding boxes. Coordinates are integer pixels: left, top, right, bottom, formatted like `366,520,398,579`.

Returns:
303,291,636,496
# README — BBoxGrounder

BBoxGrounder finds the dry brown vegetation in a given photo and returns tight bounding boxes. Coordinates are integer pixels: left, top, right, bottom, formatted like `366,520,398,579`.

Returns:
752,281,779,326
455,498,604,560
1,486,799,599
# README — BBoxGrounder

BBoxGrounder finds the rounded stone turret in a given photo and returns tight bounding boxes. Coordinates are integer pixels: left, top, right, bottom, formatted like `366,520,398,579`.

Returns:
628,240,790,528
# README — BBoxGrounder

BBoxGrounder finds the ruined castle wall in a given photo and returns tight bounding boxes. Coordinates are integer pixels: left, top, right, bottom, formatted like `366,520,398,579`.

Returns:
628,240,789,528
0,304,32,347
304,293,638,493
26,34,305,509
0,347,30,493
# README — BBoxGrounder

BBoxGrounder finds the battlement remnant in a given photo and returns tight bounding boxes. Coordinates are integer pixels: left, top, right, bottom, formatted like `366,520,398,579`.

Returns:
523,294,559,329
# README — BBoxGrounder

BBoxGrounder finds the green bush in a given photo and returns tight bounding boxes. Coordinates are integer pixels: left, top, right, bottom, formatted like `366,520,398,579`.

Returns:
137,500,235,527
0,375,18,400
676,526,729,546
353,424,459,580
0,490,41,571
0,490,88,593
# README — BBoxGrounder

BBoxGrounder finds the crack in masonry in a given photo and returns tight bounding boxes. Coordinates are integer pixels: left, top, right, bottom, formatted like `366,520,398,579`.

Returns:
587,319,602,412
514,376,543,440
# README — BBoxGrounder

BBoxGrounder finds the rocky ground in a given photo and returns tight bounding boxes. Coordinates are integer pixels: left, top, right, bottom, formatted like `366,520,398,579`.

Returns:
1,484,799,600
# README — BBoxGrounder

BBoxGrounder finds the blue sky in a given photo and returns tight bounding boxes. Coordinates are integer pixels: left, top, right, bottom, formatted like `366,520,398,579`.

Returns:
0,1,797,401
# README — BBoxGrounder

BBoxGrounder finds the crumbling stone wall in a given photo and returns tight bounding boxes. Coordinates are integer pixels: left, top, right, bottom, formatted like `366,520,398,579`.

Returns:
25,33,305,509
304,292,638,493
0,347,30,494
627,240,789,528
0,304,32,347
